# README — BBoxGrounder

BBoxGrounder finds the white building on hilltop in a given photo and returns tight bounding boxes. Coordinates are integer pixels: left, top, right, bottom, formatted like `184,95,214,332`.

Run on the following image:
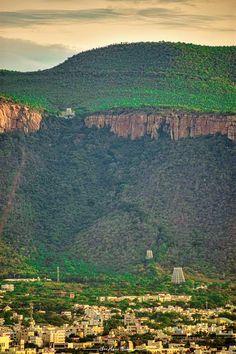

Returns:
59,108,75,119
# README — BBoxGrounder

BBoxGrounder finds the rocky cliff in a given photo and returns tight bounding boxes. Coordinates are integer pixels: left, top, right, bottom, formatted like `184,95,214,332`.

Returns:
85,110,236,141
0,98,42,134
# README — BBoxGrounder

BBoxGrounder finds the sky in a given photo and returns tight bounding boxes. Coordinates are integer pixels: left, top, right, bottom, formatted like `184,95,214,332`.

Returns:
0,0,235,71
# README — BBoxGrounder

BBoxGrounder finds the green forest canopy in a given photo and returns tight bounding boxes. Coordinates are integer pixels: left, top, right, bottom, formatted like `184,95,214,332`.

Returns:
0,42,235,114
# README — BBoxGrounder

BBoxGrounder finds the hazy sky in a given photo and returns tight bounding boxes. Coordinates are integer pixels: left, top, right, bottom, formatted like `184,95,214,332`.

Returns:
0,0,235,71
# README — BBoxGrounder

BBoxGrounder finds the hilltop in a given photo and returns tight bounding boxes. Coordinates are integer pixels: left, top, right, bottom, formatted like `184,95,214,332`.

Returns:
0,42,235,113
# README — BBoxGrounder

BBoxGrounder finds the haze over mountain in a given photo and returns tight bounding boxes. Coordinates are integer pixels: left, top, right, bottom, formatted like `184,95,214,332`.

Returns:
1,0,235,71
0,42,235,279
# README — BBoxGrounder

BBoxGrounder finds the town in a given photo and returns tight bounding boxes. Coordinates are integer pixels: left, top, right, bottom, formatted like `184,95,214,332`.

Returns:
0,275,235,354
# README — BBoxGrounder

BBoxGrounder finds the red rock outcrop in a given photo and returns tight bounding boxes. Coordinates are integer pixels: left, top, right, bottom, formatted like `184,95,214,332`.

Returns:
85,110,236,141
0,98,42,134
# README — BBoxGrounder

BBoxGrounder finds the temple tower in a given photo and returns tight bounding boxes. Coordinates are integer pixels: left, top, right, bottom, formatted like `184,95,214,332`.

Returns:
171,267,185,284
146,249,154,260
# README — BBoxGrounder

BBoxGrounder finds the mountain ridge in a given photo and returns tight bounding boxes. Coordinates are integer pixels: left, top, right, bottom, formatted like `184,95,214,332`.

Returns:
1,97,236,142
0,41,235,113
85,109,236,141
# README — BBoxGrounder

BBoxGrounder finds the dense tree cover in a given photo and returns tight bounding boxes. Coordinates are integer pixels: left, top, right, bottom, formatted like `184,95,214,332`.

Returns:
0,116,235,277
0,276,234,328
0,42,235,113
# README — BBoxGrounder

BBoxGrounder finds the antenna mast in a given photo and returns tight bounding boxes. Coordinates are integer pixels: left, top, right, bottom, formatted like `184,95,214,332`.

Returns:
57,266,60,282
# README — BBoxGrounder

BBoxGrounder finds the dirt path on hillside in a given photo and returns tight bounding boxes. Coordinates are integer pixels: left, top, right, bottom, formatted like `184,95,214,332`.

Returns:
0,146,26,238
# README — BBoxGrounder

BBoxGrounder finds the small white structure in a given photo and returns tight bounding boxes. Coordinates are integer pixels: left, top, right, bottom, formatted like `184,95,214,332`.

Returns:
4,278,40,282
145,249,154,260
171,267,185,284
59,108,75,119
1,284,14,292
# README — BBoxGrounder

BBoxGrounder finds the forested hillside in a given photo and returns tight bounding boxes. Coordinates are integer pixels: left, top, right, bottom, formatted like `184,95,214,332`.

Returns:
0,117,235,277
0,42,235,113
0,42,235,278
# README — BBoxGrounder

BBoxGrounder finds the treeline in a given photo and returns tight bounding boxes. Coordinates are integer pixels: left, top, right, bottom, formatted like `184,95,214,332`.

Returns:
0,42,235,113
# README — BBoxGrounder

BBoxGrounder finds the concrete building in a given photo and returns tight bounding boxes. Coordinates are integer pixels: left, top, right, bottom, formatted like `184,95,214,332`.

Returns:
0,335,10,352
42,328,65,346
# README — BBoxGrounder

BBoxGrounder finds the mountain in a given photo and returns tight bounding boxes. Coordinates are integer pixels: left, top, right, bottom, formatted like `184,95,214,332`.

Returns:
0,42,235,278
0,42,235,113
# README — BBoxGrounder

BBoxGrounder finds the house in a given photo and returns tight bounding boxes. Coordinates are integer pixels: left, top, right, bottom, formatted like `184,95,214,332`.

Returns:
0,334,10,352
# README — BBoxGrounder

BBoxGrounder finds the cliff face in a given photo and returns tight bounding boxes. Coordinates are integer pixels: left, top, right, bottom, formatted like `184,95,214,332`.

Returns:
85,110,236,141
0,98,42,134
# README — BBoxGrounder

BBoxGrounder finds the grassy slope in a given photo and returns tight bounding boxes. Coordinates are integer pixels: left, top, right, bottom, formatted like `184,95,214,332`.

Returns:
0,42,235,113
0,118,235,277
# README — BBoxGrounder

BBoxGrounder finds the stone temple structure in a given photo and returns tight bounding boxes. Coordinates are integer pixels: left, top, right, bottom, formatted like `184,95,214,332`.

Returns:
146,250,154,260
171,267,185,284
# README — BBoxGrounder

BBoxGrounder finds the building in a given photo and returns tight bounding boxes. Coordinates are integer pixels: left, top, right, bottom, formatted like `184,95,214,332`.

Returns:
59,108,75,119
1,284,14,292
146,250,154,260
0,335,10,352
42,328,65,346
171,267,185,284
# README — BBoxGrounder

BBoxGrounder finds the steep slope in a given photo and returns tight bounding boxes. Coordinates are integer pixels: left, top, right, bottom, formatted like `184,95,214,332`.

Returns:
0,118,235,276
0,145,26,238
0,42,235,278
0,97,42,133
0,42,235,113
85,110,236,141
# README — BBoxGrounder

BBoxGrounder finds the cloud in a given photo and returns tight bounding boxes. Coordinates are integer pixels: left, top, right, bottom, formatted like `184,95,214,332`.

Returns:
0,37,76,71
0,5,234,32
158,0,192,2
110,0,192,2
0,8,126,27
136,7,235,30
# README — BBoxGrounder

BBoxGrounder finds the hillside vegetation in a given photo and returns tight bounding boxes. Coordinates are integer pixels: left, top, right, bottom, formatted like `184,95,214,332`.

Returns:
0,118,235,277
0,42,235,278
0,42,236,113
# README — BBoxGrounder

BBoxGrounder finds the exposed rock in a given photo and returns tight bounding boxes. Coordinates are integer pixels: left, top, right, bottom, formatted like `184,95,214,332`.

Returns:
85,110,236,141
0,98,42,134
